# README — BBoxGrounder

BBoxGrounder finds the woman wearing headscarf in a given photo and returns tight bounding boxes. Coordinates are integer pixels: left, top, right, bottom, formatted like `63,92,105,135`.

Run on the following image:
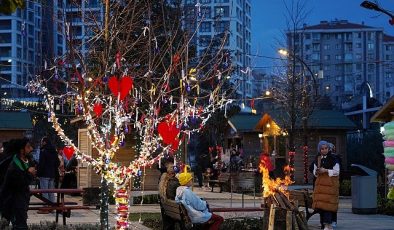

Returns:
312,140,340,230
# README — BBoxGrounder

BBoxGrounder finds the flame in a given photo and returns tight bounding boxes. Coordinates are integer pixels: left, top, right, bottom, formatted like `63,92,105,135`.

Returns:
259,158,294,198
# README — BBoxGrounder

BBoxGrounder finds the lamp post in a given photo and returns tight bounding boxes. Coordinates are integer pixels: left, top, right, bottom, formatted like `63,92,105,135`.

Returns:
278,48,318,183
360,1,394,25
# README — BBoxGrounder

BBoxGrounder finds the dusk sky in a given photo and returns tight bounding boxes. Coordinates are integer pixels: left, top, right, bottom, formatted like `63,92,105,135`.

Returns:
252,0,394,73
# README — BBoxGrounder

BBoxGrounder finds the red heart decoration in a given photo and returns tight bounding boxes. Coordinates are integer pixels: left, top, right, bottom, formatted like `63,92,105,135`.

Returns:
63,146,74,160
93,103,103,117
108,76,133,101
157,118,180,151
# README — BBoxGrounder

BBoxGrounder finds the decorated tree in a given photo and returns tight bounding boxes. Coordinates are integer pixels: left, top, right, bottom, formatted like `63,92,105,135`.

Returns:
28,1,233,229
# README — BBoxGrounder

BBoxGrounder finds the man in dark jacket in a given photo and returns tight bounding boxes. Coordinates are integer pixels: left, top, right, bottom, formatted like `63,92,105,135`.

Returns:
0,138,36,229
37,137,59,206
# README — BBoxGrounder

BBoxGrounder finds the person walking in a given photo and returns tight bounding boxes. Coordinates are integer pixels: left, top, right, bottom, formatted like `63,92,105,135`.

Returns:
36,137,59,209
0,138,36,229
312,140,340,230
175,166,224,230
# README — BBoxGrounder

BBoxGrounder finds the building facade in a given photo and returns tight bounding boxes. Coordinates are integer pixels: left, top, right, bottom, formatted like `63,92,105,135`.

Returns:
288,20,394,109
183,0,252,100
0,2,42,98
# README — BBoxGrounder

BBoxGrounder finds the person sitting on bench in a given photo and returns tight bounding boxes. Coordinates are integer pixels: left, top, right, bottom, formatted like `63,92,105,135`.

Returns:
175,166,224,230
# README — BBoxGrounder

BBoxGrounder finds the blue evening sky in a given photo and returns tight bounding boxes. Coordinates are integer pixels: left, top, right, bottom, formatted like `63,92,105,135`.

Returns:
252,0,394,73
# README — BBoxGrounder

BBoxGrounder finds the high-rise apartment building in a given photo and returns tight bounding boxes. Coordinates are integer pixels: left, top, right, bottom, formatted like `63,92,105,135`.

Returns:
183,0,252,100
63,0,103,55
288,20,394,109
0,2,42,98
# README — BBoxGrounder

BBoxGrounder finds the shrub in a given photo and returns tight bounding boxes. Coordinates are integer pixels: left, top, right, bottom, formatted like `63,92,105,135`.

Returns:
132,194,159,204
377,195,394,216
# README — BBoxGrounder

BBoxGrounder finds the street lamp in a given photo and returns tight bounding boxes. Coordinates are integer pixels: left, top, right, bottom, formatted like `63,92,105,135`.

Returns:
278,48,319,183
361,1,394,25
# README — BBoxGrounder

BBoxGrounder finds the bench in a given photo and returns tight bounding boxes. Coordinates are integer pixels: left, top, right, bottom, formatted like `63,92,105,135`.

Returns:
30,188,90,225
208,173,230,192
159,197,210,230
289,189,317,220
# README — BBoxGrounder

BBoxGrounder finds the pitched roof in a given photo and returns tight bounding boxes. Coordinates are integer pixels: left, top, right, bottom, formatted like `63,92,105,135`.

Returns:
304,20,375,30
383,34,394,43
371,96,394,123
307,110,357,129
0,111,33,130
228,110,356,132
228,113,261,132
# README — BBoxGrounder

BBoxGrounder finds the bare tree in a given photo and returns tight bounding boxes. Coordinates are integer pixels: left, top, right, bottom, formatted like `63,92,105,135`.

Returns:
28,1,233,229
271,0,318,183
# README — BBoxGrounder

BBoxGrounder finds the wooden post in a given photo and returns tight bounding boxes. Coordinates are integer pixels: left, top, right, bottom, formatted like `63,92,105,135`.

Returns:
286,210,292,230
268,204,276,230
104,0,109,41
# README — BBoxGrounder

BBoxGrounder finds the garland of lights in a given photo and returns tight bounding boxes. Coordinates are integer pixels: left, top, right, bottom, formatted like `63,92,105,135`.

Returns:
27,65,232,229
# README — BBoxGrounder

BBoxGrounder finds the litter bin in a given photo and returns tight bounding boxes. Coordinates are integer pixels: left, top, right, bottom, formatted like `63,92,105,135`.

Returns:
351,164,377,214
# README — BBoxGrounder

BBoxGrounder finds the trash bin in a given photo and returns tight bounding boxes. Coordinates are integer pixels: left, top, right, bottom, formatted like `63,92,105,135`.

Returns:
351,164,377,214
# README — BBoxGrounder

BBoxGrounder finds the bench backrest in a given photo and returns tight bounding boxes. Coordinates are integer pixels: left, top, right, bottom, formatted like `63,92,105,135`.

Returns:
160,198,182,221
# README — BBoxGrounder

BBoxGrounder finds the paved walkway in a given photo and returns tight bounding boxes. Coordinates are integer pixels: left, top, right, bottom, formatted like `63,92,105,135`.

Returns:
24,187,394,229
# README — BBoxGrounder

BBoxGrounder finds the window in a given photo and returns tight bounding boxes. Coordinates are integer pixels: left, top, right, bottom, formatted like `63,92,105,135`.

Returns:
199,35,211,47
312,33,320,40
335,55,342,60
323,44,330,50
199,22,211,32
185,8,195,19
311,53,320,61
312,43,320,51
0,20,11,30
201,0,211,3
215,0,229,2
356,43,361,48
305,44,310,51
336,33,342,39
324,55,330,60
368,43,374,50
324,65,330,71
305,33,310,39
0,33,11,43
368,32,375,40
387,45,392,51
335,76,342,81
336,44,341,50
215,6,229,17
356,63,362,70
335,64,342,71
0,47,11,56
344,53,353,60
386,55,391,61
214,21,229,33
185,0,195,4
357,32,361,38
201,7,211,18
356,54,361,60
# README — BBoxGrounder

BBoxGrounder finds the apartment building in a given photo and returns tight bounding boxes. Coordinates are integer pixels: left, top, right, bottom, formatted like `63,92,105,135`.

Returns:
183,0,252,100
0,1,42,98
288,20,394,109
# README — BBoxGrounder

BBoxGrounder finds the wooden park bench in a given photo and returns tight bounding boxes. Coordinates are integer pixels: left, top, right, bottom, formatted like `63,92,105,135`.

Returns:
208,173,230,193
159,197,211,229
159,196,264,229
289,189,317,220
30,188,90,225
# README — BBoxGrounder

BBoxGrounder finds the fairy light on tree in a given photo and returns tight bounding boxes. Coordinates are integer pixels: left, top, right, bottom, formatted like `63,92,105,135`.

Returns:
28,1,234,229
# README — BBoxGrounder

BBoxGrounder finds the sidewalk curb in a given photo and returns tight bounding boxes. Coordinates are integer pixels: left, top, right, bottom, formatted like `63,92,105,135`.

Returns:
129,221,152,230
